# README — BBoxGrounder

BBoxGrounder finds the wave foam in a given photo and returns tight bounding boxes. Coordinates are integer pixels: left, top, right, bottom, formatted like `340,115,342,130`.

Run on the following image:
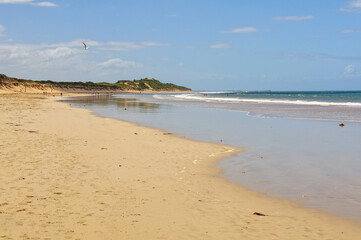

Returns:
158,94,361,107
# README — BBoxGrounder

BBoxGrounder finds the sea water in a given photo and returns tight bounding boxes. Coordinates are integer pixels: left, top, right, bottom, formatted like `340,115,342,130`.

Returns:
63,91,361,222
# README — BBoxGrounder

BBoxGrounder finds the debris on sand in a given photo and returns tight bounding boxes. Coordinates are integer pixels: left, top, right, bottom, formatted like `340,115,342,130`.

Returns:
253,212,267,216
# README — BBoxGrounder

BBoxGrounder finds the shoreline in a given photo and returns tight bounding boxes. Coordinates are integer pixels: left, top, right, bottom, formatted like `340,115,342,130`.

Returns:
1,93,361,239
66,93,361,222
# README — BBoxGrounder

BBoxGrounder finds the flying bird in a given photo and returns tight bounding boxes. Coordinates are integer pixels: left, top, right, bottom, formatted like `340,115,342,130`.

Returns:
82,42,88,50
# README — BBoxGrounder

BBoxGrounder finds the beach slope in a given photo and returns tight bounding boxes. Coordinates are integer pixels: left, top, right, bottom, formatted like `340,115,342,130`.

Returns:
0,94,360,240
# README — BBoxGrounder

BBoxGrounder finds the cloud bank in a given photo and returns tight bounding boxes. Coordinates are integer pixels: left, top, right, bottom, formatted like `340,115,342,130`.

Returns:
98,58,139,69
210,43,230,49
220,27,257,33
0,0,57,7
340,0,361,13
341,29,361,33
0,39,172,81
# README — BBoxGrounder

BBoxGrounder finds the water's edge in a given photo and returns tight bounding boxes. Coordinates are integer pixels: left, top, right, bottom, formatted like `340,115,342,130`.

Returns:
61,94,361,223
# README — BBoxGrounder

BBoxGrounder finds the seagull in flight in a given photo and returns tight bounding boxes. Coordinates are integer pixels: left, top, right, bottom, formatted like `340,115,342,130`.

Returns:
82,42,88,50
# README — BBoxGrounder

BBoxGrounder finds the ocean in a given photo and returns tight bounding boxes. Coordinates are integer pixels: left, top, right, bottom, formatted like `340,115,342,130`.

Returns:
63,90,361,222
153,90,361,121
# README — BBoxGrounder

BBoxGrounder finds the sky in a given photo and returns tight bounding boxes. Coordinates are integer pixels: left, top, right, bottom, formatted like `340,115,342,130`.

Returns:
0,0,361,91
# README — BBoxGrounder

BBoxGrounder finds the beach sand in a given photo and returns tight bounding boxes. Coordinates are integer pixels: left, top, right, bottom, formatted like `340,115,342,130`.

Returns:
1,93,361,240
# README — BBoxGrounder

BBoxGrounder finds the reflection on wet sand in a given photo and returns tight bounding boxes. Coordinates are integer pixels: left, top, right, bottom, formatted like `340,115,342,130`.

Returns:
62,94,161,113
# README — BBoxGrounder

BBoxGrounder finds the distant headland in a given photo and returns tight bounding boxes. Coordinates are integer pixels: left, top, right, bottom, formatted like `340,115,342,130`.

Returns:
0,74,192,93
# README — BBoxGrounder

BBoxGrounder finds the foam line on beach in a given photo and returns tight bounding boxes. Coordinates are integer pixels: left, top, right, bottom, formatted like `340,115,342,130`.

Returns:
164,94,361,107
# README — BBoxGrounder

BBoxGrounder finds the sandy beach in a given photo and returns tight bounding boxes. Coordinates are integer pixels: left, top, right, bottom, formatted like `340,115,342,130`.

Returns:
1,93,361,240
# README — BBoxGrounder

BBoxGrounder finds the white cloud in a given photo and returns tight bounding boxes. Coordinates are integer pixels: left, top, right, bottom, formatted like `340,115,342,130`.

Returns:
33,1,56,7
0,0,57,7
0,44,80,63
51,39,102,48
6,39,170,52
220,27,257,33
273,16,314,21
98,41,170,51
0,39,147,82
0,43,84,81
0,24,5,37
99,41,142,51
210,43,230,49
341,29,361,33
340,0,361,13
96,58,143,77
0,0,32,3
39,47,79,60
98,58,138,69
141,41,170,47
344,64,355,74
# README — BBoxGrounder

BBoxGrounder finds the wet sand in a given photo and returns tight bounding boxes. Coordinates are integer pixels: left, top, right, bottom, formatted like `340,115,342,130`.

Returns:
1,93,361,240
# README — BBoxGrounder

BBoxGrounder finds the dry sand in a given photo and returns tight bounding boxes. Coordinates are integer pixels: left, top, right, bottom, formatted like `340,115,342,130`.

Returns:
1,93,361,240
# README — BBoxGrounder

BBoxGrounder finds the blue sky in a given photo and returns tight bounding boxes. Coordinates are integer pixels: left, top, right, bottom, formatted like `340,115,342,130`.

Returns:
0,0,360,90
